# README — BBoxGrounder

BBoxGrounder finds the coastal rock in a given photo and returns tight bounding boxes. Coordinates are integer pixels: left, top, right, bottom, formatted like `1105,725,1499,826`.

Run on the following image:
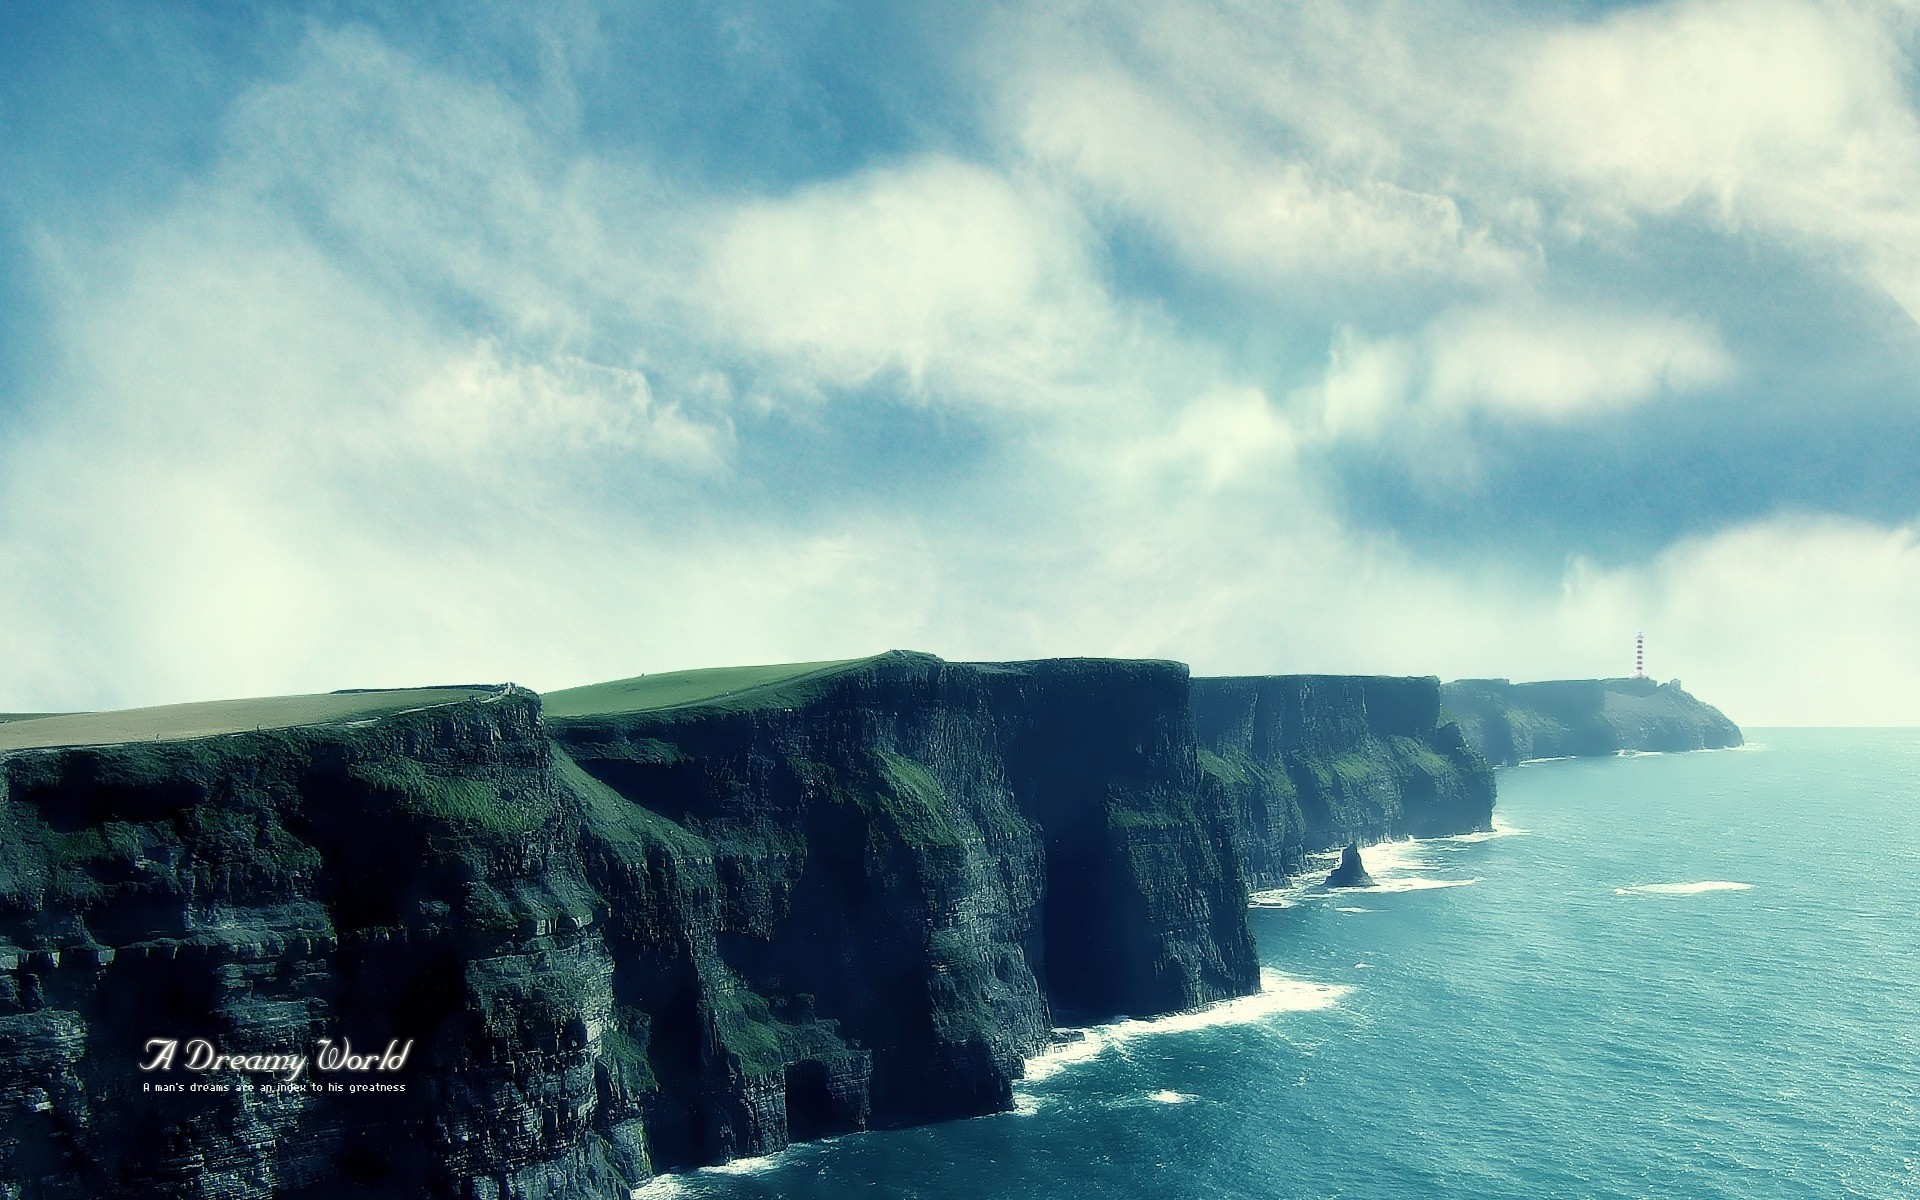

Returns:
1440,677,1743,767
1324,843,1373,889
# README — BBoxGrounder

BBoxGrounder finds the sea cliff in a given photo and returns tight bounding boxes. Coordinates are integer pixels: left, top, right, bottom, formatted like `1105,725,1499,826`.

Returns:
0,653,1257,1198
1190,676,1496,890
0,653,1513,1196
547,651,1256,1172
1440,677,1744,767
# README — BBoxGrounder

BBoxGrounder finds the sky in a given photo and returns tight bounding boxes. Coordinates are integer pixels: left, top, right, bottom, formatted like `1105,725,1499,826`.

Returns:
3,0,1918,725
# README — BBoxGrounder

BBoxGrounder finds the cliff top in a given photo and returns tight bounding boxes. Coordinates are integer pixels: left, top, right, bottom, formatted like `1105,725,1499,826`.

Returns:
542,655,877,718
1196,673,1441,685
1450,677,1671,691
0,686,499,753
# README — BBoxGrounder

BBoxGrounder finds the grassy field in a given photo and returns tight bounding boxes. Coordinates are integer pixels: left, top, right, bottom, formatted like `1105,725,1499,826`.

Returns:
542,657,873,718
0,688,497,753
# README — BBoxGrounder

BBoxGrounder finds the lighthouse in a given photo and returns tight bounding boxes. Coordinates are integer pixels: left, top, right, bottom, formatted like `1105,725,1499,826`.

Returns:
1630,632,1647,680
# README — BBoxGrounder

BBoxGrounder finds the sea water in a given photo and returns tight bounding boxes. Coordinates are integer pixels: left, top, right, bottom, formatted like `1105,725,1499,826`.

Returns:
640,730,1920,1199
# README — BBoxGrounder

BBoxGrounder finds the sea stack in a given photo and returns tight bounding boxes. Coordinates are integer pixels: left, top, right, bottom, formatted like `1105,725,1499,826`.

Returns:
1326,842,1375,888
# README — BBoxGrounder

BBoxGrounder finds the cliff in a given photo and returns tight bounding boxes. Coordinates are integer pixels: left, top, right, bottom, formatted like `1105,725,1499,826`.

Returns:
0,690,629,1199
547,651,1255,1169
1190,676,1496,890
1439,677,1744,767
0,653,1257,1198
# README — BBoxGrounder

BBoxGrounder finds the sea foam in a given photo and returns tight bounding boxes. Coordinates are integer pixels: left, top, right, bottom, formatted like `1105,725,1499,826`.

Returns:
1351,876,1481,894
628,1136,812,1197
1338,836,1481,893
704,1155,792,1177
1614,881,1754,896
1348,837,1424,875
1019,968,1349,1085
1252,832,1487,904
1431,815,1530,844
1023,1029,1109,1082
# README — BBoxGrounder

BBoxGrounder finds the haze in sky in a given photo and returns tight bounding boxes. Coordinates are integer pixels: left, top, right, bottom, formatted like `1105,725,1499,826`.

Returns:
3,0,1918,725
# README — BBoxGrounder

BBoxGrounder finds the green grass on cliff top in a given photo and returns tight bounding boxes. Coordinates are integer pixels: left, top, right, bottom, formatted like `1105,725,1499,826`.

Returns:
542,657,873,719
0,688,497,753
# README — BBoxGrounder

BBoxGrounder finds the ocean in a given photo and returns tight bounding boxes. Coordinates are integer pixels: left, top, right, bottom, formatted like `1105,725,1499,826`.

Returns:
639,730,1920,1199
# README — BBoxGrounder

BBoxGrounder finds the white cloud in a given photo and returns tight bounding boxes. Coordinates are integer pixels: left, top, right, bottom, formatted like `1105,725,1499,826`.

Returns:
1426,309,1732,418
404,344,730,469
1148,387,1298,489
995,0,1920,318
1489,0,1920,316
1007,60,1523,290
699,157,1118,403
1516,1,1917,202
1310,304,1733,445
1509,0,1920,313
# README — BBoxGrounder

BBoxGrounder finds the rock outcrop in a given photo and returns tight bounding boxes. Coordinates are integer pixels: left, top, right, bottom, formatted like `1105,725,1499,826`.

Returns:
1440,677,1743,767
1324,843,1373,889
1190,675,1495,890
0,652,1259,1198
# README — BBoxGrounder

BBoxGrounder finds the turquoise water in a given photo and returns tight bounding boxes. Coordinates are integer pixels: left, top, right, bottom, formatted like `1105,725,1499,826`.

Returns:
643,731,1920,1199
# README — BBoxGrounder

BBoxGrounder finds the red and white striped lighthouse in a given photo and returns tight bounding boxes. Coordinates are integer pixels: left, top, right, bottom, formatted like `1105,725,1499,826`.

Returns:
1631,632,1647,680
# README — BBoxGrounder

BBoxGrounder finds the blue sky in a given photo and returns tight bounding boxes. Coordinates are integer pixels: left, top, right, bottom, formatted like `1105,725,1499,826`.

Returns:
3,0,1918,723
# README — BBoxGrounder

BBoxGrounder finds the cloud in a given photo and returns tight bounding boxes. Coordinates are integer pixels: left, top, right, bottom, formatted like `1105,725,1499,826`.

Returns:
994,0,1920,320
0,14,1177,710
1310,304,1734,448
1008,63,1523,290
698,157,1117,403
1512,0,1920,312
404,344,731,468
0,1,1915,732
1126,386,1298,489
1516,2,1920,202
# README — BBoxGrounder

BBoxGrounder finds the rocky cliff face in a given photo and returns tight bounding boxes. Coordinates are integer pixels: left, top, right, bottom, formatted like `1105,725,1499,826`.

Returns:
0,692,640,1200
1190,676,1496,890
550,652,1256,1170
1440,677,1743,767
0,653,1258,1198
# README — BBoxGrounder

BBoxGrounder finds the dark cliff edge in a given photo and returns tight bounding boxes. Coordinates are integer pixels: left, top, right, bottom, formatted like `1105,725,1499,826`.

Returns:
0,652,1258,1198
1440,677,1744,767
1191,676,1496,891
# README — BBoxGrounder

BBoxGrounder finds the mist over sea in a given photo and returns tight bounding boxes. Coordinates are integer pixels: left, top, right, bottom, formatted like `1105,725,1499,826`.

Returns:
640,730,1920,1199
